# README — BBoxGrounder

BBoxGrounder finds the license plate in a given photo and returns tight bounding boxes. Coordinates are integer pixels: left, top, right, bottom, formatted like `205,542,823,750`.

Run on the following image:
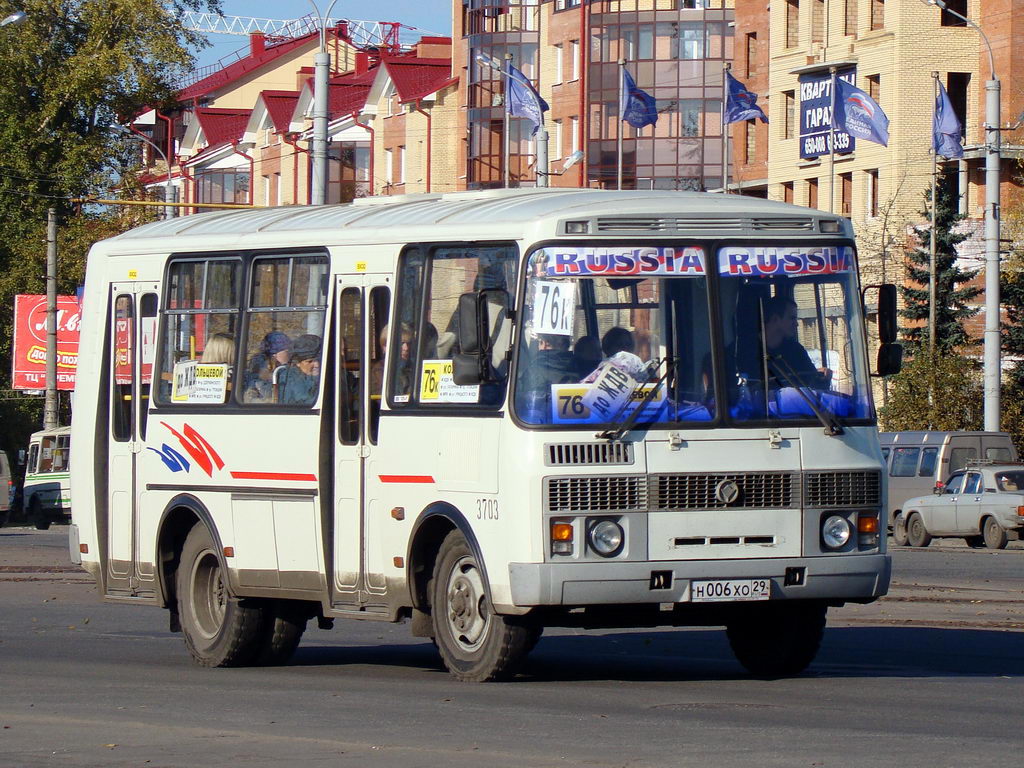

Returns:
690,578,771,602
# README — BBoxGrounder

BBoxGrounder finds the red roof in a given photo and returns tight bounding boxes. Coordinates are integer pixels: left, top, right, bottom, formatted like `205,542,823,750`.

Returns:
328,67,378,118
259,90,301,133
194,108,252,152
178,33,319,101
384,57,456,103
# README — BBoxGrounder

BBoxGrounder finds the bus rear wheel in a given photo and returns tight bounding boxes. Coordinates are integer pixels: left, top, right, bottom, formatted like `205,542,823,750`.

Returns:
177,523,264,667
256,600,308,666
726,602,827,677
430,530,538,682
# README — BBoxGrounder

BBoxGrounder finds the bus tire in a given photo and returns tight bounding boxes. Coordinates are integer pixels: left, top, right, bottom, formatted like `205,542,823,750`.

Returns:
906,513,931,548
982,516,1008,550
892,513,909,546
726,602,827,677
177,523,264,667
29,498,50,531
256,600,308,666
430,530,536,682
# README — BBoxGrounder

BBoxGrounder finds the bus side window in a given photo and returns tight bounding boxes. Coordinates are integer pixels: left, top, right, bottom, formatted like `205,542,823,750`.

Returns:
948,447,976,474
918,447,938,477
338,288,361,445
368,286,390,443
112,293,135,441
27,445,38,474
889,447,919,477
139,293,158,438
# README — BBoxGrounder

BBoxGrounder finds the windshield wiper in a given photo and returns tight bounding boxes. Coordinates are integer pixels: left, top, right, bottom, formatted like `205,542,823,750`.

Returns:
767,354,844,436
597,357,673,442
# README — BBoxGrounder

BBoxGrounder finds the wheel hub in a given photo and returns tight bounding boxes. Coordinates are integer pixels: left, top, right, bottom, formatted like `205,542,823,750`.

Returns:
445,556,489,651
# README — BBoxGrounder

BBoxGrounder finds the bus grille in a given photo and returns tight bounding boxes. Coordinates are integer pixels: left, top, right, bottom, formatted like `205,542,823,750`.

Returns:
545,442,634,466
651,472,796,510
804,470,881,508
546,476,647,512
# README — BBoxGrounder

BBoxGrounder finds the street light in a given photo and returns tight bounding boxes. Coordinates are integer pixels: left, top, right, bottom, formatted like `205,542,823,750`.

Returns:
922,0,1001,431
113,124,174,220
474,53,550,188
309,0,340,205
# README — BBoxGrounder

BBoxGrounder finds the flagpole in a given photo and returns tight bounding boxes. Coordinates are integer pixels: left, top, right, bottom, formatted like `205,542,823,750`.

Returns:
504,53,512,188
722,63,729,193
929,71,939,361
617,59,625,191
828,66,836,213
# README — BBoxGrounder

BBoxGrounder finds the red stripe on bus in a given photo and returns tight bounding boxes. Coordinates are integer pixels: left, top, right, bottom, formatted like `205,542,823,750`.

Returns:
229,471,317,482
378,475,435,484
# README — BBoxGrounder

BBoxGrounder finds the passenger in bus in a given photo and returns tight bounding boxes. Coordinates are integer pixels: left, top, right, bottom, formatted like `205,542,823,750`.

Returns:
278,334,322,405
244,331,291,402
200,333,236,365
371,325,388,392
393,324,415,395
521,334,577,396
753,297,831,390
582,326,647,383
573,335,601,377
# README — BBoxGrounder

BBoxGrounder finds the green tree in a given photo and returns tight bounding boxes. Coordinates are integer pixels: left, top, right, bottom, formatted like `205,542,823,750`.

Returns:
899,179,980,352
0,0,219,477
879,352,982,432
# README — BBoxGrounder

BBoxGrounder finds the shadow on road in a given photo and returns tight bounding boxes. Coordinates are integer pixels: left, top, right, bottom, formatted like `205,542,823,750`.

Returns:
288,624,1024,682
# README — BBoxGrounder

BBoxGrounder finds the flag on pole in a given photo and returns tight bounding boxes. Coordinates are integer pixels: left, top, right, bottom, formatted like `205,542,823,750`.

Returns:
506,64,549,135
933,80,964,159
723,71,768,124
832,78,889,146
620,68,659,129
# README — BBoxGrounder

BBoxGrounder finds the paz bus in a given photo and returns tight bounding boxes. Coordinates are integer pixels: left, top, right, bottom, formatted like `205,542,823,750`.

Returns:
70,189,900,681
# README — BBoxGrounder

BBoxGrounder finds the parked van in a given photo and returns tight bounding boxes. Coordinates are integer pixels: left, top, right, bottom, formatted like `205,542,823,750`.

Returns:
879,431,1017,528
0,450,11,525
22,427,72,530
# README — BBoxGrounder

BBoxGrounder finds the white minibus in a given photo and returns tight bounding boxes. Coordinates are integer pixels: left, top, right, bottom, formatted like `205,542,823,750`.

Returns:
70,189,898,681
23,426,72,529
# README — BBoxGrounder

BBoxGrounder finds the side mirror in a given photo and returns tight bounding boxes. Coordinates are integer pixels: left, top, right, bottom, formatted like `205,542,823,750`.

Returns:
17,449,25,466
876,342,903,376
452,289,511,386
877,283,899,344
933,481,945,495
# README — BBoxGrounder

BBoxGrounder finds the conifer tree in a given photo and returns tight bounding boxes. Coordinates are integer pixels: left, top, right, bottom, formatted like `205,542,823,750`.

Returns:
899,179,980,351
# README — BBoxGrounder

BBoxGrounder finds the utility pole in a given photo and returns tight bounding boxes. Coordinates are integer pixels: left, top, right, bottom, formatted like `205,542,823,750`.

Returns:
44,208,57,430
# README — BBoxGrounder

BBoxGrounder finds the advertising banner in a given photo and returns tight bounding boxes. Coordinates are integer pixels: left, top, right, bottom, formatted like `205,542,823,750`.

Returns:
799,67,856,159
12,294,80,390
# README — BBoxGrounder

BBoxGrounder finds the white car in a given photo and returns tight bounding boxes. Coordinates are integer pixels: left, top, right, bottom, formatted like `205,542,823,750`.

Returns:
893,464,1024,549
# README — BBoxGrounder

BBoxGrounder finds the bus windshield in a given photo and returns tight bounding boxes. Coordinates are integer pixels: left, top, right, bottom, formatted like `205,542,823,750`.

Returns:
512,243,872,428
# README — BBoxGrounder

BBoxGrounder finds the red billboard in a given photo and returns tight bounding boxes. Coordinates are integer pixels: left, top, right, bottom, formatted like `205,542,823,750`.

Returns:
12,294,80,390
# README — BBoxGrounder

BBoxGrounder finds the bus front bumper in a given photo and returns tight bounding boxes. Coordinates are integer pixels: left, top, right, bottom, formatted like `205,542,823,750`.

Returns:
507,554,891,608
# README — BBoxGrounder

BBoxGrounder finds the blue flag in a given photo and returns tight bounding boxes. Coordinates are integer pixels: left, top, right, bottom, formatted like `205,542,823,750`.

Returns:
620,68,659,129
506,64,549,136
933,80,964,159
832,77,889,147
724,71,768,125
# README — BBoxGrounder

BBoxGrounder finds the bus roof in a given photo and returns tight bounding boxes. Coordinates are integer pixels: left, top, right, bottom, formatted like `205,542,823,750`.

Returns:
96,189,849,254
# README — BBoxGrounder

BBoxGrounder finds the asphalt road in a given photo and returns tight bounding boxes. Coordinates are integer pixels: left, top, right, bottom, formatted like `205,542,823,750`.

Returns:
1,527,1021,768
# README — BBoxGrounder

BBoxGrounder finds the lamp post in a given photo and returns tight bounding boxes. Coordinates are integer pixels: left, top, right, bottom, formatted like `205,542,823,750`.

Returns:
113,125,173,220
924,0,1001,431
309,0,340,205
474,53,549,188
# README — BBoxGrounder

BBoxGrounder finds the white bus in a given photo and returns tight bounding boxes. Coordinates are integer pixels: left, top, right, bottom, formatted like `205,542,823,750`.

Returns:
24,426,72,530
70,189,900,681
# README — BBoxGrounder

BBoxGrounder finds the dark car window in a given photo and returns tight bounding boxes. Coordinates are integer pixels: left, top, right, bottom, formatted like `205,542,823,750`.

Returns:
963,473,982,495
996,471,1024,492
918,447,938,477
890,447,920,477
944,473,965,495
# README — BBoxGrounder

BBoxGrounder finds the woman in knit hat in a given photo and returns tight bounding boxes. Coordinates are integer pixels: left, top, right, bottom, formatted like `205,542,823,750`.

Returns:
243,331,291,403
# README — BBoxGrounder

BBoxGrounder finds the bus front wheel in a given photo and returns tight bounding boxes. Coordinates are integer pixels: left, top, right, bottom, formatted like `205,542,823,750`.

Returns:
177,523,264,667
726,602,827,677
430,530,538,682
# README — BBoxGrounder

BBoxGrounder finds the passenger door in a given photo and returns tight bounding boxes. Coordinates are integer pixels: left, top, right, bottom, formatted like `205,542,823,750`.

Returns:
930,472,964,534
106,283,159,594
955,471,985,535
331,275,391,610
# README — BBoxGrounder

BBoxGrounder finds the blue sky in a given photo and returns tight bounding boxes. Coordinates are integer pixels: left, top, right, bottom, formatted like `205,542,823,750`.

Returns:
193,1,453,68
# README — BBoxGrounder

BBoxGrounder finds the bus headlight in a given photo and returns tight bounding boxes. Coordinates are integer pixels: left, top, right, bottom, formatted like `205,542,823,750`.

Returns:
588,519,624,557
822,515,852,550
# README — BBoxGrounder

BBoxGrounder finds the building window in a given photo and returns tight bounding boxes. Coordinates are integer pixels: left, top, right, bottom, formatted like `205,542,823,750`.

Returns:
570,39,580,81
784,90,795,139
941,0,967,26
678,23,704,59
947,72,970,128
808,177,819,209
840,172,852,216
745,122,756,163
398,146,406,185
384,148,393,186
553,43,563,84
571,116,579,154
867,74,880,102
786,1,800,48
327,143,370,203
745,33,758,77
553,119,563,160
871,0,884,31
783,181,794,204
866,169,879,217
812,0,825,43
845,0,858,36
681,99,701,137
194,168,250,205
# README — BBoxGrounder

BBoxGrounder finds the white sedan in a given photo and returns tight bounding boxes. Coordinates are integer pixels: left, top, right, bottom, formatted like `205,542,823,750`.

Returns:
892,465,1024,549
